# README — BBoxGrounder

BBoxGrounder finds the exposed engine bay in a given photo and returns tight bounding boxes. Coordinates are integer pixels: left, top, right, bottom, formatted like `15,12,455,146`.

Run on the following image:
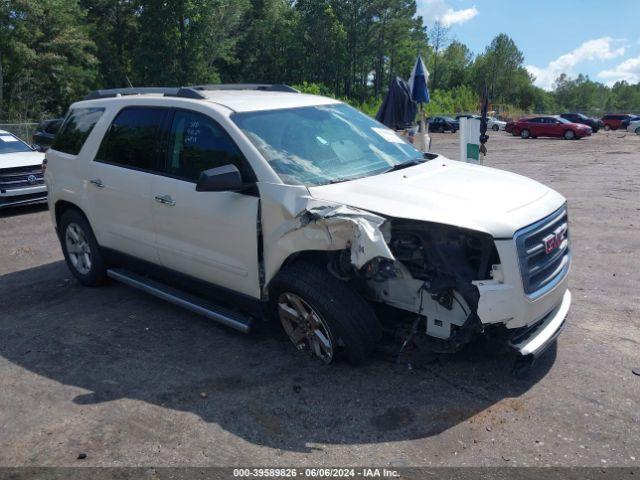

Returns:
330,219,500,352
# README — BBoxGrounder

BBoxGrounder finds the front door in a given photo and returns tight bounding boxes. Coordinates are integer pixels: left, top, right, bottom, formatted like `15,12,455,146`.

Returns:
150,109,261,298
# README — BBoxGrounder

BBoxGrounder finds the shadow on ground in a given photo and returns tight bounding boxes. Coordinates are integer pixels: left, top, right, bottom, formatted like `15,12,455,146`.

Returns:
0,261,556,452
0,203,48,219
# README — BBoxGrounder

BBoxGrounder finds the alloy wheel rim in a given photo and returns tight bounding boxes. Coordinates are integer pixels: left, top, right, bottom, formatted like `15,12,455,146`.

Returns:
277,292,334,363
65,223,92,275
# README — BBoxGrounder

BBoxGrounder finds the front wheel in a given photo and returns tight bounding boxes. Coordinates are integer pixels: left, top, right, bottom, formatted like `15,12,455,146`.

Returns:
564,130,576,140
492,124,500,131
635,127,640,135
270,261,382,365
59,209,107,286
604,124,611,131
520,129,531,139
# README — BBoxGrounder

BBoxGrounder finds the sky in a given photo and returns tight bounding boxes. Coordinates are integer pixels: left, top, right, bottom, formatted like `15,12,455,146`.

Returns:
415,0,640,90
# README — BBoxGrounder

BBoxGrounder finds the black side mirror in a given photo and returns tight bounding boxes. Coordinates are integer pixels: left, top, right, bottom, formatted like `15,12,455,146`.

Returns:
196,164,248,192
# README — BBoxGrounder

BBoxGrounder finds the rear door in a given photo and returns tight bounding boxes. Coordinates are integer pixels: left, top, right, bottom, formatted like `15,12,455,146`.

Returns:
150,109,261,298
86,106,169,264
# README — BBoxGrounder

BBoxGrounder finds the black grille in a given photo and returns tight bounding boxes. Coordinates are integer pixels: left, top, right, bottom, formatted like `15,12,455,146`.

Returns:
515,207,570,296
0,191,47,206
0,165,44,190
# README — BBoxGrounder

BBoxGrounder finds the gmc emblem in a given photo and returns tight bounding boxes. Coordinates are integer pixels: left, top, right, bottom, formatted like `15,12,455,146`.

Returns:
542,224,567,254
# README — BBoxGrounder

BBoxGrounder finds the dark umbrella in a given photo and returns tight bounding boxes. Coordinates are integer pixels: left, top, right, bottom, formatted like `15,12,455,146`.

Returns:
408,56,430,104
375,77,417,130
408,56,430,133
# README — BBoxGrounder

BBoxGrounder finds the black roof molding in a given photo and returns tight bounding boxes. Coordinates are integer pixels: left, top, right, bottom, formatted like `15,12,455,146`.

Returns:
83,84,299,101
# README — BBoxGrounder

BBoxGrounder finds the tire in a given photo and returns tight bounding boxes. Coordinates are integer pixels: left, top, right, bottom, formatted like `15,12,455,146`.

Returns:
59,209,107,287
564,130,576,140
492,124,499,131
635,127,640,135
270,261,382,365
604,124,611,131
451,129,457,134
520,129,530,139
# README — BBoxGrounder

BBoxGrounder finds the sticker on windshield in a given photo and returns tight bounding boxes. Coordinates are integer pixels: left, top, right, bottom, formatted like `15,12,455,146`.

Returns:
371,127,404,144
0,135,18,142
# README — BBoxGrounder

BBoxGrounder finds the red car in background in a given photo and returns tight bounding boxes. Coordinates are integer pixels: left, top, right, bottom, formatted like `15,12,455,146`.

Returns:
601,114,632,131
513,115,592,140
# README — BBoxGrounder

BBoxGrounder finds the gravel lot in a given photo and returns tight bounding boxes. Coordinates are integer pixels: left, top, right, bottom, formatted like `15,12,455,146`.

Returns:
0,130,639,467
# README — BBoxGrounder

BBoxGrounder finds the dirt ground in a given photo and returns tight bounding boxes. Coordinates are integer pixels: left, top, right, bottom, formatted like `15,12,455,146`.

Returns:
0,130,639,467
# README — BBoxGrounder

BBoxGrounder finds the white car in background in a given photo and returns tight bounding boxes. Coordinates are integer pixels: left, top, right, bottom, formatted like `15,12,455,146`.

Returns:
0,130,46,209
488,116,507,131
627,120,640,134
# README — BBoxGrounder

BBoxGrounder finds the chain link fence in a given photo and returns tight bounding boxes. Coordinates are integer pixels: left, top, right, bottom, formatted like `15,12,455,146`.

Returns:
0,123,39,144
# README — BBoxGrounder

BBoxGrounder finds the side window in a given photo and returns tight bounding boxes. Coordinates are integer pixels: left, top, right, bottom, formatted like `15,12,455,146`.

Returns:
96,107,168,171
51,108,104,155
164,110,253,182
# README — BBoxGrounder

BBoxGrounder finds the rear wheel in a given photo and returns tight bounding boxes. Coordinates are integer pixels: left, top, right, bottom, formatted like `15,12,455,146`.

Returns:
635,127,640,135
492,124,500,131
564,129,576,140
270,261,382,365
59,210,107,286
520,129,530,139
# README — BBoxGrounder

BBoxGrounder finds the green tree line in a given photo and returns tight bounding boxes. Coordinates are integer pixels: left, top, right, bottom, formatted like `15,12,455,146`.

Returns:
1,0,639,122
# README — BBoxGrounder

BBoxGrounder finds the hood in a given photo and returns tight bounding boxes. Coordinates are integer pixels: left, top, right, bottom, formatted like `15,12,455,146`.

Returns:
0,150,44,169
308,156,566,238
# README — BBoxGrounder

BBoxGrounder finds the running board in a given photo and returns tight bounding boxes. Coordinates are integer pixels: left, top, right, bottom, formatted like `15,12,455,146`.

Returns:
107,268,252,333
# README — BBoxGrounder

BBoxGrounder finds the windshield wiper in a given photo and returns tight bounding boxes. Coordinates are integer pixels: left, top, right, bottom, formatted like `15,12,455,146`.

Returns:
382,158,425,173
328,176,364,184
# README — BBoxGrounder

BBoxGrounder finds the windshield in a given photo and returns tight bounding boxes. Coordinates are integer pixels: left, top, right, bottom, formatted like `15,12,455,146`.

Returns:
232,103,423,186
0,133,33,154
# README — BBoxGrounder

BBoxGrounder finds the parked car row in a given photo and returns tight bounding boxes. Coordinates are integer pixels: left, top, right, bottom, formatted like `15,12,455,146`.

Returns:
426,114,507,134
502,111,640,139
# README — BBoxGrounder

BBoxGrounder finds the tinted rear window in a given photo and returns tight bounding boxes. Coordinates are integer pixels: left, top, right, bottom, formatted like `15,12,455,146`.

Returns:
96,107,168,171
51,108,104,155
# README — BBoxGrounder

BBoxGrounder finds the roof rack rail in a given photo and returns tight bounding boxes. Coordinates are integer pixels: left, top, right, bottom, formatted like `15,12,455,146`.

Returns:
83,87,182,100
83,83,299,101
188,84,300,93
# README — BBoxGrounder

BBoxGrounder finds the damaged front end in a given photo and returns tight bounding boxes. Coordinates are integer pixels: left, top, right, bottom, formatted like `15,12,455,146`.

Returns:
365,220,500,353
260,183,534,355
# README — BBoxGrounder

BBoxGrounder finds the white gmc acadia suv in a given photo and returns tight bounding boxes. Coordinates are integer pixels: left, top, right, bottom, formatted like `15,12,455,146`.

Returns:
45,84,571,367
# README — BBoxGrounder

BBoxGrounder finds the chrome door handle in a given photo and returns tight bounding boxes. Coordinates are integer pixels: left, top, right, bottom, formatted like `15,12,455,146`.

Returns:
154,194,176,207
89,178,104,188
